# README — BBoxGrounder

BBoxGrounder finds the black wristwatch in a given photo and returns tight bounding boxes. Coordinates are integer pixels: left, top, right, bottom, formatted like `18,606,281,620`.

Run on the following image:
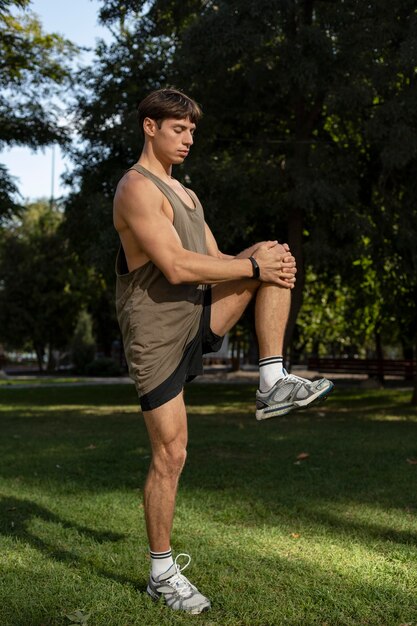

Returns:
248,256,260,279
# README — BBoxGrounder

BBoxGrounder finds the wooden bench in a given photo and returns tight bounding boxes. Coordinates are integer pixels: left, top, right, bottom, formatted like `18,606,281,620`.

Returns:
307,357,416,380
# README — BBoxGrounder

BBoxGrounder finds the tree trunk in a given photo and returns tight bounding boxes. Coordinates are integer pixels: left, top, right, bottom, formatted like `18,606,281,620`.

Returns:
285,205,305,359
231,337,241,371
283,0,321,361
46,344,57,373
375,329,384,385
34,344,44,372
412,333,417,405
402,339,413,360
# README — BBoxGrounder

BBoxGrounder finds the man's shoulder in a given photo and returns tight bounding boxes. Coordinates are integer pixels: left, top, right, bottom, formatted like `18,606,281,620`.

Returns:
115,169,163,210
117,168,159,194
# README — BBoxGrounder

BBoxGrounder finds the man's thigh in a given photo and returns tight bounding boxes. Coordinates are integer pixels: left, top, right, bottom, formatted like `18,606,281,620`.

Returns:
142,392,188,454
210,278,258,338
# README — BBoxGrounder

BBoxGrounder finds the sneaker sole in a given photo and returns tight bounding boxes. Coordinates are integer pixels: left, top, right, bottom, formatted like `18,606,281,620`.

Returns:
146,585,160,601
146,585,211,615
255,381,334,421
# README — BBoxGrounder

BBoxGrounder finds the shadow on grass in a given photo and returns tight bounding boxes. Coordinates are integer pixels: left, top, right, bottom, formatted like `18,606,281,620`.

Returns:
1,385,417,624
4,537,416,626
0,495,124,543
0,494,141,588
1,384,417,551
0,384,139,407
301,505,417,546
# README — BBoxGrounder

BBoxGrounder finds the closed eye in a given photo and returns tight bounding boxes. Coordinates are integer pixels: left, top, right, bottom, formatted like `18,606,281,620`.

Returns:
173,125,196,134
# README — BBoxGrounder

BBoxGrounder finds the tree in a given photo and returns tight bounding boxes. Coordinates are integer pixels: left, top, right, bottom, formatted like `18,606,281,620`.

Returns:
0,0,77,222
66,0,417,374
166,0,417,348
62,5,174,352
0,201,91,370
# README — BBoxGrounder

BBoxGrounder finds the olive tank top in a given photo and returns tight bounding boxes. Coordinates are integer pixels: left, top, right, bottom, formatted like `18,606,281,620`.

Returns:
115,163,207,396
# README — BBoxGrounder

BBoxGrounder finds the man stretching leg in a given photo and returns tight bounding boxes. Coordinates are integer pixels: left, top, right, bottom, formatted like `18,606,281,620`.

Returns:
113,88,333,614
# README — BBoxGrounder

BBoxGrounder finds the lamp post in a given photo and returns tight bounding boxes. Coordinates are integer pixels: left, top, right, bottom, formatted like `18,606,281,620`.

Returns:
49,145,55,209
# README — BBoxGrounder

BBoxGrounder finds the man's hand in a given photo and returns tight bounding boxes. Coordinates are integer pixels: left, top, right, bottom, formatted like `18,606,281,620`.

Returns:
252,241,297,288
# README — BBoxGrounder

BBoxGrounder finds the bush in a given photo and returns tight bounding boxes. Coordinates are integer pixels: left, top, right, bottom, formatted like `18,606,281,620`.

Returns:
84,357,122,377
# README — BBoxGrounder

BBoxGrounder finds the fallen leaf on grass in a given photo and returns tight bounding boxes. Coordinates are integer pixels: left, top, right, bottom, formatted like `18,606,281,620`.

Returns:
296,452,310,460
65,609,91,624
406,458,417,465
290,533,300,539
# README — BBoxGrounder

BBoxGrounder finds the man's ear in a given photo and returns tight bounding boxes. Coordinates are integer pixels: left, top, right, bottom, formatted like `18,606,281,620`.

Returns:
143,117,158,137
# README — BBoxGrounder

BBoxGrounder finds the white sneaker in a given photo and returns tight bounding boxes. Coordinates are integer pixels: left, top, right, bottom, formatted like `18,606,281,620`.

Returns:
146,553,211,614
256,372,334,420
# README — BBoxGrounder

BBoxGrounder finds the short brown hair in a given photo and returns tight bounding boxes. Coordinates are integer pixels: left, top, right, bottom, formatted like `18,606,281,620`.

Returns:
137,88,202,133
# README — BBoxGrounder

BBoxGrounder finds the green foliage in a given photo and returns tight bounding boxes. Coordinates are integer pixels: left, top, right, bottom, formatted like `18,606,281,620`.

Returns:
64,0,417,370
0,201,88,366
0,164,20,225
296,269,355,357
0,1,77,147
71,310,96,374
0,0,78,219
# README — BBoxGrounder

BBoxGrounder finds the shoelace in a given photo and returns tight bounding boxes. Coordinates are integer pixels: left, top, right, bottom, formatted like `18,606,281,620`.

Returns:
282,368,311,385
258,370,310,395
166,553,194,597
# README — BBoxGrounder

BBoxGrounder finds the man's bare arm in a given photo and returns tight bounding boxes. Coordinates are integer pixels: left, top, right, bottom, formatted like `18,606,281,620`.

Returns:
204,223,296,286
117,178,295,286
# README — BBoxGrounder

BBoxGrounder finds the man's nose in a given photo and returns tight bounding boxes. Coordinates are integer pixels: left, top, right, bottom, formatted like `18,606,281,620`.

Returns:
183,131,193,146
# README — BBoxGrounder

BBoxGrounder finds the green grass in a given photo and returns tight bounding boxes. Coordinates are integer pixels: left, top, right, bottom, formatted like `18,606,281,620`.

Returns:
0,377,82,386
1,383,417,626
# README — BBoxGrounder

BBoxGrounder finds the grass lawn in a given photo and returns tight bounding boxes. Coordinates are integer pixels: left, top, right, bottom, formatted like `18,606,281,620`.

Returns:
0,383,417,626
0,377,82,387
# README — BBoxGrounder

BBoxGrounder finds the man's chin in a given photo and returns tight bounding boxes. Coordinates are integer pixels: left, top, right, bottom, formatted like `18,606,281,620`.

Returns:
174,154,188,163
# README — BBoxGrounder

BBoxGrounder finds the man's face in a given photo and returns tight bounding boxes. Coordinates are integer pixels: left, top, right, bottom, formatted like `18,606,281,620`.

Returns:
147,117,196,165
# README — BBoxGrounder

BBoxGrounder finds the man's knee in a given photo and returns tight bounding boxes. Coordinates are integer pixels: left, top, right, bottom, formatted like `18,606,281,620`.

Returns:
152,443,187,479
274,243,287,255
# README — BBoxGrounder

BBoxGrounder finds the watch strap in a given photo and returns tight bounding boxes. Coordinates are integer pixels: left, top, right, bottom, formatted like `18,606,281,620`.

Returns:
248,256,260,279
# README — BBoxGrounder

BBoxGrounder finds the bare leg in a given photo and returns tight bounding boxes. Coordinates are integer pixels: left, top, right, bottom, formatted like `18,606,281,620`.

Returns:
210,247,333,420
211,279,290,360
255,284,291,358
143,393,211,613
210,245,292,352
142,392,188,552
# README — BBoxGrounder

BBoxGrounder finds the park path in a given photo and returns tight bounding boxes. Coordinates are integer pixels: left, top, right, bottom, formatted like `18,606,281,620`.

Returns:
0,367,372,390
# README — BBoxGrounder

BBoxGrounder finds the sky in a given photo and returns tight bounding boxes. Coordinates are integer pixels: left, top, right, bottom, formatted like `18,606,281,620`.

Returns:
1,0,110,201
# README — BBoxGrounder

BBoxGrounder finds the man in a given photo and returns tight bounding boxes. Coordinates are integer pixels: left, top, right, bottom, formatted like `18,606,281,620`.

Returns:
113,88,333,614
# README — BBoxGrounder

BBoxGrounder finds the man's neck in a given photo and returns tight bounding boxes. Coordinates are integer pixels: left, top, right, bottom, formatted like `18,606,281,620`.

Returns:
137,149,173,182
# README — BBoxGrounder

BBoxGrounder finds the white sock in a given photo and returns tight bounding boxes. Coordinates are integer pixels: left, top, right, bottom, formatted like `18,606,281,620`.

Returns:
259,356,285,392
150,548,174,579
